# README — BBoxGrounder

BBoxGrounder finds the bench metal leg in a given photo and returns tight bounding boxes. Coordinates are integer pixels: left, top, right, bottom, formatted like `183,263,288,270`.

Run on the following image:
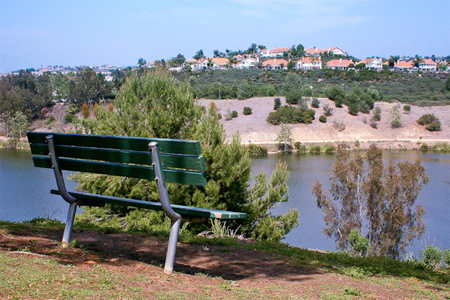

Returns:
62,202,77,248
164,218,181,274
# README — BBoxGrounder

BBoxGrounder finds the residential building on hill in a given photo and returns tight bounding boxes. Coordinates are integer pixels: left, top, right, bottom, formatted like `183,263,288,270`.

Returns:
358,58,383,71
295,56,322,70
261,47,290,58
326,58,353,70
394,60,414,71
262,58,288,70
305,47,347,56
234,57,258,69
419,59,437,72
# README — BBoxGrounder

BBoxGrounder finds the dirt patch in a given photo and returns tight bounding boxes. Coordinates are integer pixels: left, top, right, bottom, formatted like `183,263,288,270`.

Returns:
1,227,447,299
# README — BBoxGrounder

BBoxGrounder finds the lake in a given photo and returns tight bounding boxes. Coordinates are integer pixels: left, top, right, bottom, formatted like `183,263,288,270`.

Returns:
1,148,449,256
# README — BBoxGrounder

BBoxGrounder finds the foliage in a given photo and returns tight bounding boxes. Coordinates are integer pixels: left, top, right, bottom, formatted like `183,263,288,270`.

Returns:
285,89,302,105
231,110,238,118
421,245,443,269
267,106,315,125
319,115,327,123
348,229,370,257
372,107,382,121
426,121,442,132
81,103,90,118
274,97,281,110
333,120,345,131
68,67,112,106
417,113,441,131
74,69,297,241
403,105,411,114
444,249,450,267
246,144,268,156
312,144,428,259
390,105,402,128
311,98,320,108
243,106,252,115
276,125,293,152
323,104,333,116
8,111,29,142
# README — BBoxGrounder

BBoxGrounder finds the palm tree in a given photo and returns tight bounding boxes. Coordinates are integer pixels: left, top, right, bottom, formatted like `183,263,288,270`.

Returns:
413,55,423,68
258,44,266,62
388,55,400,68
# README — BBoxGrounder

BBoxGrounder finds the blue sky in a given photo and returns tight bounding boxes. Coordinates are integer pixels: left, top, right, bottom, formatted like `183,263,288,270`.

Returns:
1,0,449,72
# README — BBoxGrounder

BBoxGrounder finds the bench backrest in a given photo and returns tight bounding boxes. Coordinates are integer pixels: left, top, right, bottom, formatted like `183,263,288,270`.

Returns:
27,132,207,186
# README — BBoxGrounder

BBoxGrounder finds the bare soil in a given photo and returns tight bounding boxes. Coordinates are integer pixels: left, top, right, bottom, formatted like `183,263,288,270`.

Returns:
198,97,450,151
1,227,449,299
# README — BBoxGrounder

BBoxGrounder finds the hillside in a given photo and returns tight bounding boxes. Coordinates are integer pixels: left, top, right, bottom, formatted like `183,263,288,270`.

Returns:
199,97,450,151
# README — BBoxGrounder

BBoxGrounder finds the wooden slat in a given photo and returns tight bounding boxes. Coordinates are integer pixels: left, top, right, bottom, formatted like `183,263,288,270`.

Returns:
27,132,201,155
50,190,247,219
30,144,206,171
33,156,207,186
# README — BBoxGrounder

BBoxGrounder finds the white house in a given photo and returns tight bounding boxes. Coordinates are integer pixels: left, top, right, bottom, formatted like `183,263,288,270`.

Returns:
419,59,437,72
261,47,290,58
262,58,288,70
394,60,414,71
359,58,383,71
234,58,258,69
295,57,322,70
326,58,353,70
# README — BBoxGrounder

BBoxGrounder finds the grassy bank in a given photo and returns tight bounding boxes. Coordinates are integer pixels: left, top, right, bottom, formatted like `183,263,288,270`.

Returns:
0,219,449,299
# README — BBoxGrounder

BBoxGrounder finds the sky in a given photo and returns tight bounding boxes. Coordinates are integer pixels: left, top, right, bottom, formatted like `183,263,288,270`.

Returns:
0,0,449,72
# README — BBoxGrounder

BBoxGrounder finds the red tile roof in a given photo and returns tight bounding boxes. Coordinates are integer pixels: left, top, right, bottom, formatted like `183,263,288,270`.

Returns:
211,57,230,66
326,59,353,67
395,60,414,68
262,58,288,66
421,58,436,66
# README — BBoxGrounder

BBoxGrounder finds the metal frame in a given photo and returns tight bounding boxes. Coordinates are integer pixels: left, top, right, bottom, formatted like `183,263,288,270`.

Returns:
46,135,78,248
149,142,182,275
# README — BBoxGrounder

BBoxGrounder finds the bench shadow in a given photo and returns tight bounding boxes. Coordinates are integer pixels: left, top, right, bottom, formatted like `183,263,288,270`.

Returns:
4,228,320,282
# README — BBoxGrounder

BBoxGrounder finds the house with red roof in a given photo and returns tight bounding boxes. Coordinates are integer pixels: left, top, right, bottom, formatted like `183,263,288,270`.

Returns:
394,60,414,71
305,47,347,57
295,56,322,70
261,47,290,58
326,58,353,70
419,59,437,72
192,57,230,70
358,58,383,71
262,58,288,70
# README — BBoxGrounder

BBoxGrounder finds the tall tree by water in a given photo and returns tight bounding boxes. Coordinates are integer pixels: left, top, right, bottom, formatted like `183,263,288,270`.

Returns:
312,144,428,259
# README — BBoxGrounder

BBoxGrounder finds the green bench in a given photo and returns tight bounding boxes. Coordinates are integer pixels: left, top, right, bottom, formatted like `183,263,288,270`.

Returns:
27,132,247,274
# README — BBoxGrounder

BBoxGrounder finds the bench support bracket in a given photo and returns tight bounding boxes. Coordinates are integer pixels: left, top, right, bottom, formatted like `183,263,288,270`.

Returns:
62,202,77,248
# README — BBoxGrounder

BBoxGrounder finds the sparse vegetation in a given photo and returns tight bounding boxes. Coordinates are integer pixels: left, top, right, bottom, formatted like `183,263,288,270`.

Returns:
243,106,252,115
273,97,281,110
333,120,345,131
319,115,327,123
246,144,268,156
267,105,315,125
417,113,442,131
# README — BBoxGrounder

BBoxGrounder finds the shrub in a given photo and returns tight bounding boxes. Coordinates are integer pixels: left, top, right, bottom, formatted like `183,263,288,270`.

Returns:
443,249,450,268
369,118,378,129
373,107,382,121
285,89,302,105
390,105,402,128
417,114,439,125
243,107,252,115
319,115,327,123
267,106,315,125
274,98,281,110
64,114,76,124
426,121,441,131
108,103,114,112
311,98,320,108
348,229,370,257
333,120,345,132
247,144,268,156
231,110,238,118
421,245,443,269
403,105,411,114
420,143,430,151
294,141,302,150
323,104,333,116
81,103,90,118
348,103,360,116
45,115,56,125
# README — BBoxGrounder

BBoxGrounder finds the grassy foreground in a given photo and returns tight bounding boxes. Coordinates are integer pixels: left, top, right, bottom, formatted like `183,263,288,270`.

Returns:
0,219,449,299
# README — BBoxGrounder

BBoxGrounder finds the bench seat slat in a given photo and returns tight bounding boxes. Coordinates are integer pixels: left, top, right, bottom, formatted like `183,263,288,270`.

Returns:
30,144,206,171
27,132,201,155
50,190,247,220
33,156,207,186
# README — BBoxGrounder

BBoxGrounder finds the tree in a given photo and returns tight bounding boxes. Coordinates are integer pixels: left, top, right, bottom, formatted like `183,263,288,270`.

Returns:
74,69,298,241
388,55,400,68
137,58,147,68
69,67,111,106
247,43,257,56
9,111,29,142
413,55,423,68
276,125,292,152
390,105,402,128
193,49,204,60
312,144,428,258
445,76,450,91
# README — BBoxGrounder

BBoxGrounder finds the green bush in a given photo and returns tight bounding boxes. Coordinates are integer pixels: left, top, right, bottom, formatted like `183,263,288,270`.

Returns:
426,121,441,131
274,98,281,110
246,144,268,156
267,106,315,125
285,89,302,105
231,110,238,118
403,105,411,114
243,107,252,115
421,245,443,269
348,103,360,116
64,114,76,124
348,229,370,257
319,115,327,123
417,113,439,125
294,141,302,150
372,107,382,121
443,249,450,268
311,98,320,108
45,115,56,125
323,104,333,116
